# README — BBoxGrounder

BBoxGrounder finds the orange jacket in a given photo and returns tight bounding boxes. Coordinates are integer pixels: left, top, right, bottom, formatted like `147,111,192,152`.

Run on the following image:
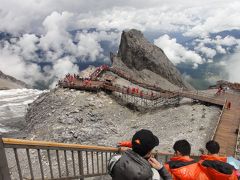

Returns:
199,155,238,180
165,156,208,180
200,154,227,162
118,141,132,148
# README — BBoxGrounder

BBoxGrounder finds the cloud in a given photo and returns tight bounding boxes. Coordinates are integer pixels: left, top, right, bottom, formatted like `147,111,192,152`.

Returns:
0,10,121,87
194,43,216,58
194,35,239,58
196,36,238,47
224,45,240,82
154,34,203,67
1,0,240,35
184,2,240,37
17,34,39,60
39,11,77,60
0,48,43,84
0,0,240,88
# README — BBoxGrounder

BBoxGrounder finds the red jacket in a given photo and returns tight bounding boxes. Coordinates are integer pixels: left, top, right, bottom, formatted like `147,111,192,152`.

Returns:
199,155,238,180
118,141,132,148
200,154,227,162
165,156,208,180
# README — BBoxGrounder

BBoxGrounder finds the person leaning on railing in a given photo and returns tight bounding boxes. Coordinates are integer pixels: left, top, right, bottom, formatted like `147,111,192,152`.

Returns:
108,129,172,180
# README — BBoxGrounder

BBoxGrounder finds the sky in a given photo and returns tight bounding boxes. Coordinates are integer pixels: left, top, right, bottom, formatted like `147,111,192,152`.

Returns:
0,0,240,88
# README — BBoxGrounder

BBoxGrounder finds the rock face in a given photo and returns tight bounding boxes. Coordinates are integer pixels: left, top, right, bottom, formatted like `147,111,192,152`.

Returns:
0,70,29,89
111,29,192,89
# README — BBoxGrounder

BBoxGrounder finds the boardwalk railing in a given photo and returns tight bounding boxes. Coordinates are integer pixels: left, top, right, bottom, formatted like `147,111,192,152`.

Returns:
0,137,201,180
235,119,240,158
0,137,118,180
211,99,227,141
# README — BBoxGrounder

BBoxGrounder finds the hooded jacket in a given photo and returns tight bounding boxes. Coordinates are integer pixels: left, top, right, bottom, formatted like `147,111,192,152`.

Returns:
108,149,172,180
199,155,238,180
108,150,153,180
165,156,208,180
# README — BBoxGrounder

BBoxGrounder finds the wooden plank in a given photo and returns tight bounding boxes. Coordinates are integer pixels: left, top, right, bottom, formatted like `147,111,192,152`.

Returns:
213,93,240,156
3,138,118,152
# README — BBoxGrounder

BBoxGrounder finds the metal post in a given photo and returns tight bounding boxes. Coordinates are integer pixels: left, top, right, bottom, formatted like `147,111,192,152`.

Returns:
0,136,11,180
78,151,84,180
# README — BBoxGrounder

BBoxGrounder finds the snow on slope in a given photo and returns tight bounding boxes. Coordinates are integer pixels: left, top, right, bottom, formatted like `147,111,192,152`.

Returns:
0,89,45,133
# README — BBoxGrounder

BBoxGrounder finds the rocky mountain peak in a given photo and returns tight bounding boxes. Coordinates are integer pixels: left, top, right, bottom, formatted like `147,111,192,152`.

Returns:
113,29,192,89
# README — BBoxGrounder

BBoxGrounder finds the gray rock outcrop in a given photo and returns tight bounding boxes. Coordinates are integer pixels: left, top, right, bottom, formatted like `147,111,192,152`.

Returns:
111,29,193,90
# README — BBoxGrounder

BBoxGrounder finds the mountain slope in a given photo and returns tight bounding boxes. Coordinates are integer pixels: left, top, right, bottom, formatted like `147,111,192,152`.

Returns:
0,70,29,90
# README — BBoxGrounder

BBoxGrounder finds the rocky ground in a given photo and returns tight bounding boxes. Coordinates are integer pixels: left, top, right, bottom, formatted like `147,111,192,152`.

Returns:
26,88,220,154
5,87,220,179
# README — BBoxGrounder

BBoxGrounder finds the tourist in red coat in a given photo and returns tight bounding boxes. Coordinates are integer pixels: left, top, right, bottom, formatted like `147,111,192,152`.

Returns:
198,140,238,180
165,140,208,180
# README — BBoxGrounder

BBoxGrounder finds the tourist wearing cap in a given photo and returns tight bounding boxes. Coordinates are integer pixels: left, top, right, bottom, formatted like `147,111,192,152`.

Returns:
108,129,172,180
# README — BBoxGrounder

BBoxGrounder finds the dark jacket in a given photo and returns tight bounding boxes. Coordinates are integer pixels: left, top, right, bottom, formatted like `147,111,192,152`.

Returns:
108,150,172,180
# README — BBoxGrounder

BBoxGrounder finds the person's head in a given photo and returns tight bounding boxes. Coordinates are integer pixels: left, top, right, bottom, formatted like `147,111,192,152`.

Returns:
132,129,159,158
206,140,220,154
173,139,191,156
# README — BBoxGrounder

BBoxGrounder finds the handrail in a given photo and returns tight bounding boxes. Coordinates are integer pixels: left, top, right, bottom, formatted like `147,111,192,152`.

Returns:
0,136,220,180
60,65,227,107
211,99,227,140
3,138,203,157
235,117,240,158
3,138,118,152
0,137,119,180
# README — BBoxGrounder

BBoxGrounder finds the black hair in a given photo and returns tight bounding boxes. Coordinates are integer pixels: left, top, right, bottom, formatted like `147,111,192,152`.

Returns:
206,140,220,154
173,139,191,156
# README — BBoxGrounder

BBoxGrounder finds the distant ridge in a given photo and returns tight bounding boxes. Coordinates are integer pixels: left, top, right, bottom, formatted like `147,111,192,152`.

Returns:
0,70,29,90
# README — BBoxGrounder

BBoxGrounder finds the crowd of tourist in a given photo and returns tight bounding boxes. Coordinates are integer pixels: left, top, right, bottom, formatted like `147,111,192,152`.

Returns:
108,129,239,180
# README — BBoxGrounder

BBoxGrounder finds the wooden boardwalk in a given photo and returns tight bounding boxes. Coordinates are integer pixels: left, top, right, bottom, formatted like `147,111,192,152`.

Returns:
60,65,240,156
213,92,240,156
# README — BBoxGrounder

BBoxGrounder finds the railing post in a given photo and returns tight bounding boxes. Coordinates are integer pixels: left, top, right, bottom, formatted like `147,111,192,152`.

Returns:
78,151,84,180
0,136,11,180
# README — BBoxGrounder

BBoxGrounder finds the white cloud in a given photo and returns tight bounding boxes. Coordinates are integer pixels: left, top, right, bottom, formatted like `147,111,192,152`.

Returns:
215,35,238,46
1,0,239,35
17,34,39,60
154,34,203,67
39,11,77,60
224,46,240,82
184,2,240,37
195,44,216,59
216,45,226,54
0,48,43,84
0,0,240,87
52,57,79,78
194,35,239,57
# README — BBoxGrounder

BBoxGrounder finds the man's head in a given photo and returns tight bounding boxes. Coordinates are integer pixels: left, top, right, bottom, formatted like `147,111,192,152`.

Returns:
173,140,191,156
132,129,159,158
206,140,220,154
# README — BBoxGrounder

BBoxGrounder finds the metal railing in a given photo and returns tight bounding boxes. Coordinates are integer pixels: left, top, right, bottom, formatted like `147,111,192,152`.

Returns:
0,137,118,180
211,99,227,140
0,137,204,180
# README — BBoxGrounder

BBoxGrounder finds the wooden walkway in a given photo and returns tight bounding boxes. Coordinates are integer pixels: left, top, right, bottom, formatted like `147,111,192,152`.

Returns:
178,91,225,106
60,65,240,156
214,92,240,156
